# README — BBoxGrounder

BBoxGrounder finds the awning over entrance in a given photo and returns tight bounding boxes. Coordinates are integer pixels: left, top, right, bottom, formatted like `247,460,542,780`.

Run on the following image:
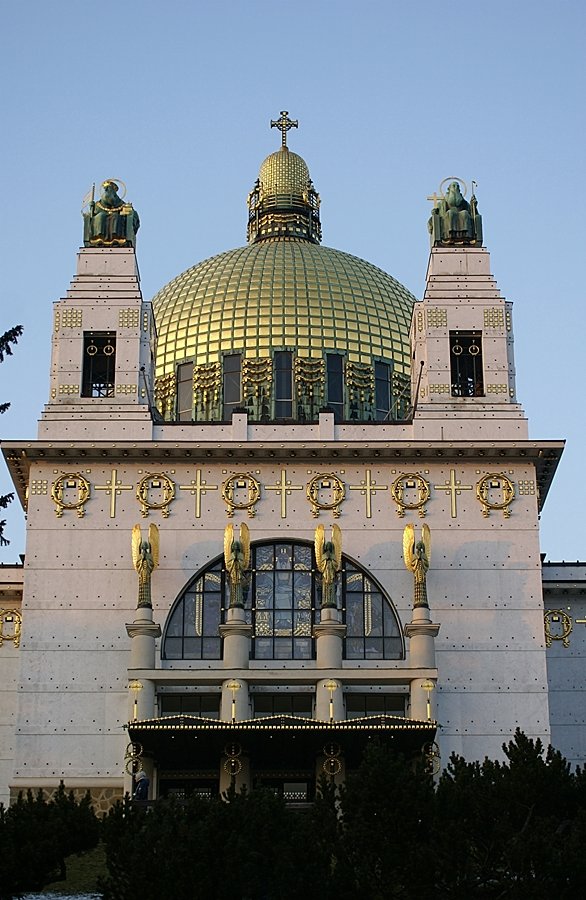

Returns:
127,713,437,772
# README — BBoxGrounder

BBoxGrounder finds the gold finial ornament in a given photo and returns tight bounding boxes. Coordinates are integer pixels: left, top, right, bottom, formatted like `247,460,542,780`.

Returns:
314,524,342,608
270,110,298,148
131,524,159,608
403,523,431,608
224,523,251,608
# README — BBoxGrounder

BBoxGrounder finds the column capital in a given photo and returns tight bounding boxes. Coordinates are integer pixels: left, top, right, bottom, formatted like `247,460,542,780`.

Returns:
404,622,440,640
126,622,161,639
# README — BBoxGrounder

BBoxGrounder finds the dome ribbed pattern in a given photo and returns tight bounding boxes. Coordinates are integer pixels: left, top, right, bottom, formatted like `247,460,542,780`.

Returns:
259,148,310,197
152,238,415,377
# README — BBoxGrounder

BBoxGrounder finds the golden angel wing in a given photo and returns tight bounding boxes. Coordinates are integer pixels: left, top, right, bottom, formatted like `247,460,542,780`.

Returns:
332,524,342,570
314,524,325,571
403,523,415,572
131,524,142,570
239,522,250,570
422,523,431,567
224,523,234,567
148,523,160,568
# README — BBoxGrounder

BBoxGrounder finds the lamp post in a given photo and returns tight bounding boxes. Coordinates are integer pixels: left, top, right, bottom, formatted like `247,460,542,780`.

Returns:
227,680,241,722
128,680,143,721
421,679,435,722
324,679,338,723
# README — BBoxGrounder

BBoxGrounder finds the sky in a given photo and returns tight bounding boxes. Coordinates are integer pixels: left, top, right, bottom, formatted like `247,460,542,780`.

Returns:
0,0,584,563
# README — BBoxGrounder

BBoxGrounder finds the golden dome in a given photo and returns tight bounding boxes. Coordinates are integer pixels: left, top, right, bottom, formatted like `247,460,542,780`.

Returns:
151,112,416,423
258,148,310,197
153,239,414,374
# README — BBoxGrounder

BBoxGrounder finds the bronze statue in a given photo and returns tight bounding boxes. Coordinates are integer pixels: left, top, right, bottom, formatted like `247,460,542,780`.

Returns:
224,523,250,608
314,524,342,608
403,523,431,608
428,181,482,246
83,180,140,248
131,524,159,608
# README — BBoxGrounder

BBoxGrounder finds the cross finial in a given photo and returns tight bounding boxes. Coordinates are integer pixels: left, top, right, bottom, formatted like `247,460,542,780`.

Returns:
270,110,298,148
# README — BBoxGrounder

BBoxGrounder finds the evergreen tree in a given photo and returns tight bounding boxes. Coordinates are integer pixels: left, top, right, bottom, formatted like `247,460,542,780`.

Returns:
0,325,23,546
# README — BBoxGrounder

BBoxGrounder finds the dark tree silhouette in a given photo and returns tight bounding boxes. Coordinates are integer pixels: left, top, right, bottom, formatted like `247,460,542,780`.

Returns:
0,325,23,546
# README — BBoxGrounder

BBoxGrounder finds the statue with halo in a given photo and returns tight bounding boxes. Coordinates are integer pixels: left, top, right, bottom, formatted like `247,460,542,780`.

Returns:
83,179,140,248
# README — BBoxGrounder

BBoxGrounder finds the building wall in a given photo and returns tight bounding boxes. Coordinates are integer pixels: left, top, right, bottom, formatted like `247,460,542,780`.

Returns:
543,563,586,767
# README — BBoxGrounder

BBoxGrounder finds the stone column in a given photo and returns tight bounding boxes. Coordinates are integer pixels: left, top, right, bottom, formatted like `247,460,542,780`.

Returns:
314,606,346,720
219,605,253,721
125,607,161,795
404,603,440,721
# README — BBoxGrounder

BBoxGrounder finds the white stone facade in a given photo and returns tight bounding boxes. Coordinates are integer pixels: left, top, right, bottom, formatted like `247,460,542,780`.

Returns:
0,234,570,805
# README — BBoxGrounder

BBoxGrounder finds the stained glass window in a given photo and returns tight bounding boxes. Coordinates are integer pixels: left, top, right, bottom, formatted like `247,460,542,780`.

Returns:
161,542,404,662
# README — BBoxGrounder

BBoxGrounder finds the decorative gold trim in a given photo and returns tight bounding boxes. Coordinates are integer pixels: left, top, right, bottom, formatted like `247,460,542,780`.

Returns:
221,473,261,518
434,470,473,519
136,473,176,518
29,480,48,495
426,308,448,328
60,308,83,328
51,473,91,518
179,469,218,518
96,468,133,518
483,308,505,328
349,469,387,518
544,610,572,648
265,469,303,518
390,473,430,518
0,610,22,648
476,473,515,518
118,309,140,329
306,473,346,518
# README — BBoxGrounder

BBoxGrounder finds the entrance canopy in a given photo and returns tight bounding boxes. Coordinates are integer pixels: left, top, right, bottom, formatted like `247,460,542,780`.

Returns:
127,713,437,771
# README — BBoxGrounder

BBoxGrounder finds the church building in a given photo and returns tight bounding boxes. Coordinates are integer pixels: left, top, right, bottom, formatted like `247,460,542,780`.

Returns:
1,112,579,809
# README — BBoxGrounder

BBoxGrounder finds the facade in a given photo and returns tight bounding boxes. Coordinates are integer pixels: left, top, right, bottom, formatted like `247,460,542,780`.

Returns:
0,116,572,808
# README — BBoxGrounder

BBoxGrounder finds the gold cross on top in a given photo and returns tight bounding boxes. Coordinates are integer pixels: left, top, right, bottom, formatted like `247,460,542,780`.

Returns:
271,110,298,148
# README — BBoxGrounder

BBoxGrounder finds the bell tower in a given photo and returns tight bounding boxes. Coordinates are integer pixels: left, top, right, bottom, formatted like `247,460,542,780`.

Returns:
411,180,527,442
39,180,155,441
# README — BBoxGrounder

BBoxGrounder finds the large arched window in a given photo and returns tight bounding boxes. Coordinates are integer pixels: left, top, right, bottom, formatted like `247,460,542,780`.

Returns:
162,541,403,662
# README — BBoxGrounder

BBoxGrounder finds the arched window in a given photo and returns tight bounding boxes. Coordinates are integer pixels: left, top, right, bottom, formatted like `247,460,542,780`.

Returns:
162,541,404,662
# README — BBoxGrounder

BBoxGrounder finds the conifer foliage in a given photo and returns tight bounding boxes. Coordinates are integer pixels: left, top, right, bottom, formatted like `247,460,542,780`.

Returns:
0,325,23,546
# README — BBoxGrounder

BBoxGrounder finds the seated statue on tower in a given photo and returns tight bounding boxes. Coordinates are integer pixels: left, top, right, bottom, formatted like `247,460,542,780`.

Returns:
83,180,140,248
428,181,482,246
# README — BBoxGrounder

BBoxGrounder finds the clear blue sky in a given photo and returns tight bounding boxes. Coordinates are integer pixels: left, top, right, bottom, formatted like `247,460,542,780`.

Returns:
1,0,584,561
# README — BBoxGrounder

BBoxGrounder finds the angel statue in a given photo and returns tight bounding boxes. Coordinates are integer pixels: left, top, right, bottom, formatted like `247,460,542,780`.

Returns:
224,523,250,608
403,523,431,608
314,524,342,608
132,524,159,608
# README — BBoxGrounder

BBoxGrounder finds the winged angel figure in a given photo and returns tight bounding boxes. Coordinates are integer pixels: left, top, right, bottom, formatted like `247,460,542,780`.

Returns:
314,524,342,608
224,523,251,608
132,524,159,608
403,523,431,608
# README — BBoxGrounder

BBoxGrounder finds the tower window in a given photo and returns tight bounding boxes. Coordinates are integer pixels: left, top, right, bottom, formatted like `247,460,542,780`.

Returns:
176,362,194,421
81,332,116,397
375,361,392,420
274,351,293,418
223,353,242,419
326,353,344,421
450,331,484,397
